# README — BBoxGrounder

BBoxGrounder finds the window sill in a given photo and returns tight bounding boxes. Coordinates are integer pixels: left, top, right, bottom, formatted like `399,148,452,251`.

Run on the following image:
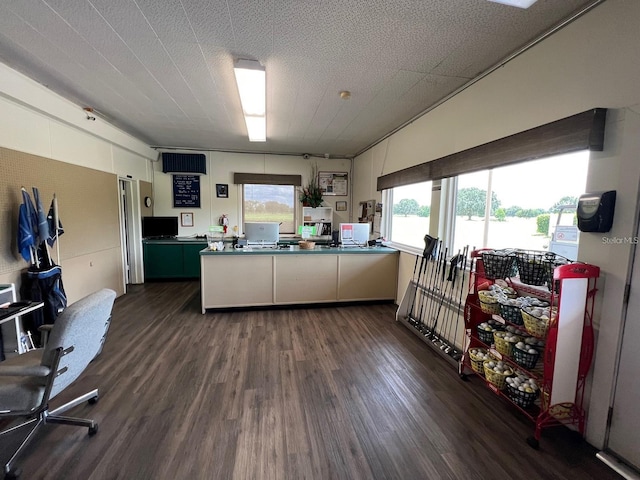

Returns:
384,241,423,257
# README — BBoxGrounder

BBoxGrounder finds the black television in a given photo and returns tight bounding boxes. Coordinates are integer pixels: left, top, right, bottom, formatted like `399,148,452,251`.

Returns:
142,216,179,238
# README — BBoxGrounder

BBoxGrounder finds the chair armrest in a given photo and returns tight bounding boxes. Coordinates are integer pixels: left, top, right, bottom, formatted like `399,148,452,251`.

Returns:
0,365,51,377
38,324,54,347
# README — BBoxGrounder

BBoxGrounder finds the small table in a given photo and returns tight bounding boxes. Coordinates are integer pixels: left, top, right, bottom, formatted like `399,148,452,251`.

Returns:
0,301,44,357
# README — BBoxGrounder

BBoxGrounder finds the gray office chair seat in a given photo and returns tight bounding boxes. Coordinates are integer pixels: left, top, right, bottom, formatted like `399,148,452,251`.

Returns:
0,350,48,411
0,288,116,480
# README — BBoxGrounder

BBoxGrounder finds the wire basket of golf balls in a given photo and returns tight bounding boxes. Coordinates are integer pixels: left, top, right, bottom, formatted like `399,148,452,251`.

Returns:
483,359,514,390
468,348,493,376
498,298,525,325
515,250,557,286
493,331,522,357
481,250,518,279
476,320,504,344
521,305,556,338
478,290,501,315
544,256,571,294
511,342,540,369
505,374,540,409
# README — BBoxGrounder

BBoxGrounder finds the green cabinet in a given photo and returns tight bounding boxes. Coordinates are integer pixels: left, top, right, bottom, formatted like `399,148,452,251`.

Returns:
183,243,205,278
143,241,207,280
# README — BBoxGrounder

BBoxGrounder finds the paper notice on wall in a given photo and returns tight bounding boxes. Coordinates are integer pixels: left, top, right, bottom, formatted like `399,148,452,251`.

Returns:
373,214,381,235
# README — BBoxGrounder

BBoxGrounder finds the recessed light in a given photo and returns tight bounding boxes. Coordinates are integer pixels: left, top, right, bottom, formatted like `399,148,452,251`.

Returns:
487,0,538,8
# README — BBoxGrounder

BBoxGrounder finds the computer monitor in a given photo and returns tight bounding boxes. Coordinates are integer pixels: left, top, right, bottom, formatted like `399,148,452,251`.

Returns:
339,223,370,247
244,222,280,246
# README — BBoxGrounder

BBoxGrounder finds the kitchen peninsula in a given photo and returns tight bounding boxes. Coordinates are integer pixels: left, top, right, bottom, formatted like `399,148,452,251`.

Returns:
200,245,399,311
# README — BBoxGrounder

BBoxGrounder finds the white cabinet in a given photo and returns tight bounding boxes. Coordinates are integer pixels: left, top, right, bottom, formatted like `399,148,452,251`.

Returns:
302,207,333,237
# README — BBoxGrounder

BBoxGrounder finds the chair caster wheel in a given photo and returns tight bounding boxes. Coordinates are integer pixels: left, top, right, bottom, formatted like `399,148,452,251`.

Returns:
5,467,22,480
88,395,99,405
526,436,540,449
88,424,98,436
459,373,469,381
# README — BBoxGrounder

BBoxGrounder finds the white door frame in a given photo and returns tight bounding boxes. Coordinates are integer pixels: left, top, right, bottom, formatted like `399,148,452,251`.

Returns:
597,214,640,479
118,178,144,290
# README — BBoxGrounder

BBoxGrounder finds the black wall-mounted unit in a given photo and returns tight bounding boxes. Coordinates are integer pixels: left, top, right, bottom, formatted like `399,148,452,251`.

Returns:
162,153,206,174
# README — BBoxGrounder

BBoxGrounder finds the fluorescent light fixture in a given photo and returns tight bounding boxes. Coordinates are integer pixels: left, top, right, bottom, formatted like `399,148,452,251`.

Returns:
487,0,538,8
244,116,266,142
234,59,266,142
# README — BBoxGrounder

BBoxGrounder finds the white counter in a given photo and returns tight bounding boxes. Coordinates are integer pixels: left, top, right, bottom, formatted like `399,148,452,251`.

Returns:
200,246,399,311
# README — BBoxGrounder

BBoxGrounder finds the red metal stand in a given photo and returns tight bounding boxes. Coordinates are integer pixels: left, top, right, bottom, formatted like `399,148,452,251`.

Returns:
460,250,599,448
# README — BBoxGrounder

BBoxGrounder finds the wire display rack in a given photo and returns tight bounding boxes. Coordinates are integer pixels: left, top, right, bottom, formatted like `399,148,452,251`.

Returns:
459,248,600,449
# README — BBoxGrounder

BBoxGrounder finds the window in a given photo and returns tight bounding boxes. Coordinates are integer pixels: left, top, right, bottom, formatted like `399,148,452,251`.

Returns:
451,151,588,259
453,171,490,255
243,184,296,234
383,152,588,259
388,181,432,249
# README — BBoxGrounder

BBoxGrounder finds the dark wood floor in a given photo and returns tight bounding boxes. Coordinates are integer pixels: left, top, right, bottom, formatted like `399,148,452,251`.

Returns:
1,281,621,479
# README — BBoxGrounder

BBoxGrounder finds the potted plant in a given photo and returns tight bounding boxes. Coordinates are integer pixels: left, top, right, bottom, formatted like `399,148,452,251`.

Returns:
299,165,323,207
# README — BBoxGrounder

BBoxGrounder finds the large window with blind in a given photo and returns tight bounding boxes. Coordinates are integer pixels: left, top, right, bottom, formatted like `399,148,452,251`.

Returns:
377,109,604,258
235,173,301,236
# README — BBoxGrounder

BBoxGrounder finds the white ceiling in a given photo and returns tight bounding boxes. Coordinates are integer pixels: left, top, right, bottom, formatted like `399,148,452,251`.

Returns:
0,0,596,158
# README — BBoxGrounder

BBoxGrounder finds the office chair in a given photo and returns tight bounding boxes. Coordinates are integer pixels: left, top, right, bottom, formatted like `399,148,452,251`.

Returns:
0,288,116,480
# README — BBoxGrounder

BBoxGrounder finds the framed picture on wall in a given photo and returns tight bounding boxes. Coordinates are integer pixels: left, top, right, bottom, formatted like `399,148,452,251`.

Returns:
216,184,229,198
336,201,347,211
181,212,194,227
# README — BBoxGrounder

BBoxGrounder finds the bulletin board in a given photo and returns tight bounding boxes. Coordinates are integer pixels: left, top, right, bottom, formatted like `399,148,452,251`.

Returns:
318,172,348,196
0,146,119,275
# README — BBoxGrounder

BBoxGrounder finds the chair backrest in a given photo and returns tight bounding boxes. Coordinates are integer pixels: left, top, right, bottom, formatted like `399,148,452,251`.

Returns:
41,288,116,399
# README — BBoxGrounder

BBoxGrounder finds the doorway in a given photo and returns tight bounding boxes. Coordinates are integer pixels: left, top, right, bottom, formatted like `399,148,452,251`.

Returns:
602,225,640,477
119,179,133,289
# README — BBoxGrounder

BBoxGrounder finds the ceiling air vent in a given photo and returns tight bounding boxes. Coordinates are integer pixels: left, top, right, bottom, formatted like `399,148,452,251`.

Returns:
162,153,206,174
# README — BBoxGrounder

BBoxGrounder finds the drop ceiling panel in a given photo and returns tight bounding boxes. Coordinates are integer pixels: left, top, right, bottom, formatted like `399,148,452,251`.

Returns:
133,0,197,43
84,0,157,42
182,0,235,47
0,0,597,155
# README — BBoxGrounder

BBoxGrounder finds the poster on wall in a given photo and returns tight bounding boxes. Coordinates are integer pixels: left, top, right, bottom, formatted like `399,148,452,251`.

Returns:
173,175,201,208
318,172,348,196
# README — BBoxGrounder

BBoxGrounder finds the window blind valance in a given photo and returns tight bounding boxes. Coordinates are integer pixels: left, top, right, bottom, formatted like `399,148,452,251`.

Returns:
162,153,206,174
377,108,606,191
234,173,302,186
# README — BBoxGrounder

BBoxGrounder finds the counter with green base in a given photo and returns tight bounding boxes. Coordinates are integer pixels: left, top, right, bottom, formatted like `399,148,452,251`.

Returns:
143,239,208,280
200,245,399,311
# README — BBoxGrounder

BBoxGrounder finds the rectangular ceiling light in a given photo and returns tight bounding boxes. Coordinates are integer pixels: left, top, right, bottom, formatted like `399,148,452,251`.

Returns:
487,0,538,8
234,59,266,142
